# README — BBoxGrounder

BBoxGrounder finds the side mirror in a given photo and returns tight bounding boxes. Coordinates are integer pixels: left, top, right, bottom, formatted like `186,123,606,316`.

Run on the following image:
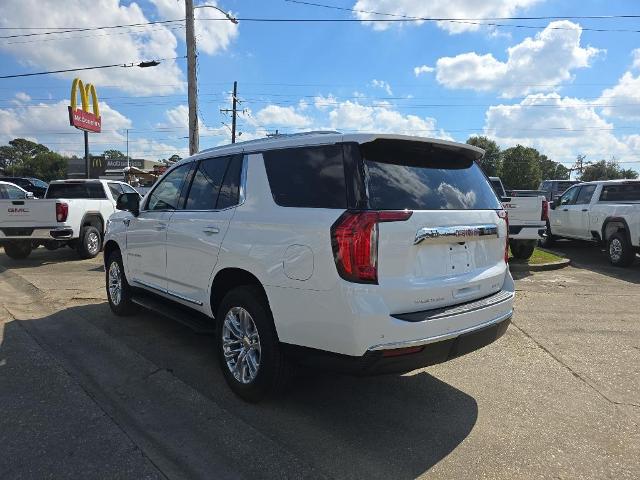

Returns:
549,201,557,210
116,192,140,216
25,191,34,199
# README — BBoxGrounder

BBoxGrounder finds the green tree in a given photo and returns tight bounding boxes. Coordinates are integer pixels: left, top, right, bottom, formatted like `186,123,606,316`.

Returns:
580,160,639,181
0,138,49,171
466,136,501,176
501,145,542,190
0,138,68,181
537,154,570,180
103,149,127,161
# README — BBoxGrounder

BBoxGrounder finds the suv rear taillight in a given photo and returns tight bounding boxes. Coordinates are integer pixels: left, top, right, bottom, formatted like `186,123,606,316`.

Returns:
56,202,68,222
541,199,549,221
331,210,412,284
498,209,509,263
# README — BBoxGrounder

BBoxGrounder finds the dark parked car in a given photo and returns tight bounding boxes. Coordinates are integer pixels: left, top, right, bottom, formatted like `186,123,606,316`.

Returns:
0,176,48,198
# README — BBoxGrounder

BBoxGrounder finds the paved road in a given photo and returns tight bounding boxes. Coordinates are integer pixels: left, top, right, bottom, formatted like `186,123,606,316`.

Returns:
0,243,638,479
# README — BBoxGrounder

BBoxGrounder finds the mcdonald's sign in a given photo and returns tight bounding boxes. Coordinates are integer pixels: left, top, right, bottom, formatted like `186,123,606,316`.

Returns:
68,78,101,133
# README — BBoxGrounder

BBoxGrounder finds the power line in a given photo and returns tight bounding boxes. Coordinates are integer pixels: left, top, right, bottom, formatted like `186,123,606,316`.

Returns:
0,56,185,79
0,19,184,39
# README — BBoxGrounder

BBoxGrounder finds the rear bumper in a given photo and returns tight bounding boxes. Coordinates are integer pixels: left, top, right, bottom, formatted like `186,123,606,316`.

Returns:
0,226,74,241
509,224,546,240
283,313,511,375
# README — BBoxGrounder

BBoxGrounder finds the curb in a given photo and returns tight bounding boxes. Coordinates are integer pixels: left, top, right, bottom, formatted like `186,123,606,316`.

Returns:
509,257,570,272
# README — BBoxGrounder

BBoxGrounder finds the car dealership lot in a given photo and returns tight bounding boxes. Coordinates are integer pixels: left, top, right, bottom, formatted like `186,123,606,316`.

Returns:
1,246,638,479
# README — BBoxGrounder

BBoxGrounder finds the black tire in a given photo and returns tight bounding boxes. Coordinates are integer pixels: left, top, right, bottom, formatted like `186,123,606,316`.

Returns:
77,226,102,259
216,285,292,402
3,241,32,259
607,232,635,267
105,250,137,315
510,240,536,260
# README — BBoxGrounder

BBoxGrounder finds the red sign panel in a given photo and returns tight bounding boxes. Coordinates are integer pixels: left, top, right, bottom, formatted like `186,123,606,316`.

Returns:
68,106,101,133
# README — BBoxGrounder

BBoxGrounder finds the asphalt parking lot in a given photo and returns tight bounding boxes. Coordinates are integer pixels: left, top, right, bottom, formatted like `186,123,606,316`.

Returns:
1,242,639,479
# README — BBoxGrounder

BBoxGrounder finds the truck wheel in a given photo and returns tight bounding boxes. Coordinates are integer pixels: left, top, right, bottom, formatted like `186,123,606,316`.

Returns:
77,226,102,259
3,241,32,260
216,285,292,403
106,250,137,315
607,232,635,267
510,240,536,260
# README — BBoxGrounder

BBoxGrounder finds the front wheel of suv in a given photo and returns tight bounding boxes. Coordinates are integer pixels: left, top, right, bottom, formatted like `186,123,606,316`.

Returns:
216,286,292,402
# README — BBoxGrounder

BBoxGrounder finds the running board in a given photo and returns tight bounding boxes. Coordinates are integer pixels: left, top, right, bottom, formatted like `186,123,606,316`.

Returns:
130,291,216,335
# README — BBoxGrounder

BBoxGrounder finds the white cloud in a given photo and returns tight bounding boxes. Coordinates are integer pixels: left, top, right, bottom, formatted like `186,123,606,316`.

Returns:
484,93,633,163
325,100,451,138
0,0,186,95
436,21,602,97
598,72,640,120
371,79,393,95
254,105,312,128
352,0,543,33
632,49,640,70
14,92,31,103
150,0,238,55
314,94,337,111
414,65,435,77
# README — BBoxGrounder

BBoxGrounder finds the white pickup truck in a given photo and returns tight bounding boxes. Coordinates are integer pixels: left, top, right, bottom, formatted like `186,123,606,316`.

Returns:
0,179,138,260
546,180,640,266
489,177,548,259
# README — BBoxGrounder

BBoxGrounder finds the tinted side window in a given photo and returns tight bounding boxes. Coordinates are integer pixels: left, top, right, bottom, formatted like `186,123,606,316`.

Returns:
599,183,640,202
0,185,6,199
5,184,26,199
263,145,347,208
558,186,579,206
217,155,243,209
185,157,230,210
146,164,191,211
108,182,123,199
121,184,138,194
575,185,596,205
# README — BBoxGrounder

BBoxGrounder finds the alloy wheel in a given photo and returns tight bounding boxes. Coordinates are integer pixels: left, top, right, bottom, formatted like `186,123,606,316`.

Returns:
222,306,261,384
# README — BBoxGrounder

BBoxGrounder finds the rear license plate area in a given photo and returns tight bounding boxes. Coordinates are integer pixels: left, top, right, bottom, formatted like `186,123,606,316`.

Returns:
448,243,471,274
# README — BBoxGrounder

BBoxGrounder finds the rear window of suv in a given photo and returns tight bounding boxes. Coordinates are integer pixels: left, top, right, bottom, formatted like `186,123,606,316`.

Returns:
263,145,347,208
360,139,501,210
46,182,107,199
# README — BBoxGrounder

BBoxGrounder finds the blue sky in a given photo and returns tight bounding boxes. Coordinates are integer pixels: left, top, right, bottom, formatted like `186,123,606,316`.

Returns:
1,0,639,176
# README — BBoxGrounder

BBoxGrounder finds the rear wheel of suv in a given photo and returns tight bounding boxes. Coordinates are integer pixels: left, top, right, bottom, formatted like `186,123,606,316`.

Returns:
216,286,291,402
106,250,137,315
3,241,32,260
607,232,635,267
77,226,102,259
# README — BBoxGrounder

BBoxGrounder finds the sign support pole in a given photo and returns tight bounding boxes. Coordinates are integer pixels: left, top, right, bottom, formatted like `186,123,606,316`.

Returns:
84,131,89,179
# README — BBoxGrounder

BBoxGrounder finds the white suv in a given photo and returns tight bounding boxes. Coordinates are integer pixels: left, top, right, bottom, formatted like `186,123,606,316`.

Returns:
104,132,514,401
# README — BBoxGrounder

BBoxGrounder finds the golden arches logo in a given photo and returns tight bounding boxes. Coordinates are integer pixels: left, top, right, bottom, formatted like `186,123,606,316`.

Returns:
68,77,101,133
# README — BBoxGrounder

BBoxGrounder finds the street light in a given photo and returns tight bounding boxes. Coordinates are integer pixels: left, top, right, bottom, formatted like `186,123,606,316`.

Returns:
185,1,238,155
194,4,238,24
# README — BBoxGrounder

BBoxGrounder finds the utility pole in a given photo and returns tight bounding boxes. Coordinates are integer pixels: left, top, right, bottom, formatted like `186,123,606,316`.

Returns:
185,0,199,155
84,131,89,178
126,128,129,168
220,81,239,143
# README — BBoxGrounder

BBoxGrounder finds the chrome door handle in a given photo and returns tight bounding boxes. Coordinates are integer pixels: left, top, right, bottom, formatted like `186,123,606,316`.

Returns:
562,208,569,211
154,223,167,231
581,209,588,212
203,226,220,235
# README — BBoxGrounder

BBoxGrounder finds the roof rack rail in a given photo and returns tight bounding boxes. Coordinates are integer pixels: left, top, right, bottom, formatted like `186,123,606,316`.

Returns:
197,130,342,155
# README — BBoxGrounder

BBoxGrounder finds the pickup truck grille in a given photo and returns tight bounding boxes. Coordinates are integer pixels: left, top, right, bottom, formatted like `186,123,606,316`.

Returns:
1,227,35,236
